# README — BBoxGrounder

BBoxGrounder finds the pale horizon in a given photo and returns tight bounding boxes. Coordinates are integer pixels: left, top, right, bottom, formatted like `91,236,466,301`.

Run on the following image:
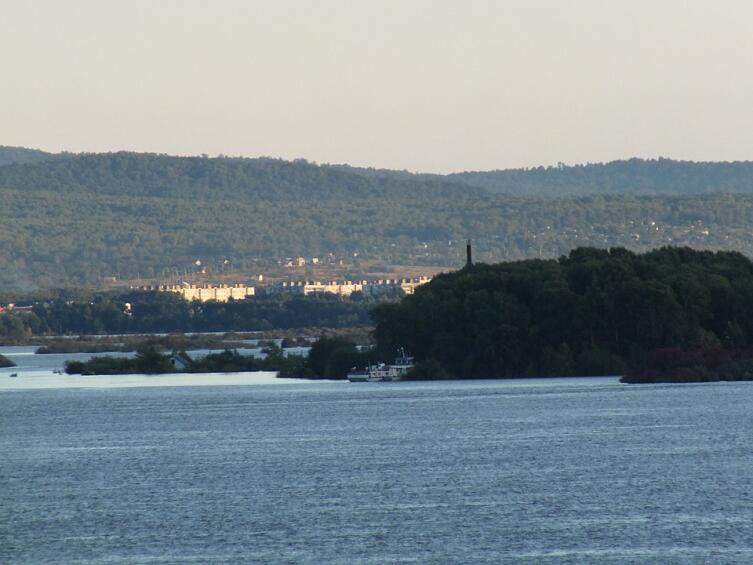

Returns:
3,0,753,173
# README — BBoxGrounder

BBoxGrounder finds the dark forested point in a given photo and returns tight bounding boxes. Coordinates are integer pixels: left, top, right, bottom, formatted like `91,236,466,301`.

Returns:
304,336,376,379
371,246,753,382
620,348,753,384
404,358,452,380
0,353,16,368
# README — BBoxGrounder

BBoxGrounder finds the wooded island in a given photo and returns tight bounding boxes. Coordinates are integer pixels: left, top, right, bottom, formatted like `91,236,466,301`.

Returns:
372,247,753,383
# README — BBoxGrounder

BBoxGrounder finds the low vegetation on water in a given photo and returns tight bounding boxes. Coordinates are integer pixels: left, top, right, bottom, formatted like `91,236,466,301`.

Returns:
64,343,306,376
63,338,374,379
372,246,753,383
620,348,753,384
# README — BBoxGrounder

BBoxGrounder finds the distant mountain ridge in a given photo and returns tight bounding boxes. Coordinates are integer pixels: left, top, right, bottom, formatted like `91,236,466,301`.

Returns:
3,145,753,196
326,157,753,195
0,151,480,200
448,158,753,196
0,146,57,167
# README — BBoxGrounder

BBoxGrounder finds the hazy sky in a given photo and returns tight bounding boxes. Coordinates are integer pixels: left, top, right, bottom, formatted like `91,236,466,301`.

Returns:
3,0,753,173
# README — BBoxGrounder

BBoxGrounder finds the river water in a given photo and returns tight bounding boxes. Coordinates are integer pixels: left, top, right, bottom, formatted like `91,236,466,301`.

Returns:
2,356,753,562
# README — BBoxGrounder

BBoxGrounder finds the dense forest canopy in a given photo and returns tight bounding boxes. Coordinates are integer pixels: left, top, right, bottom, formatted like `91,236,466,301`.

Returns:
4,147,752,196
0,146,57,167
372,247,753,380
0,151,481,200
2,147,753,289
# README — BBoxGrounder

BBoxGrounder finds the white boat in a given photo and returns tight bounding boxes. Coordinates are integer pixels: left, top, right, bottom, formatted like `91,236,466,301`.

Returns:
346,369,371,382
347,350,414,382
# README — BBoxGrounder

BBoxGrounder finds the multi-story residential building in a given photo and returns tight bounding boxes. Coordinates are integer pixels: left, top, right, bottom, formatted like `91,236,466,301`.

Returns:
137,283,255,303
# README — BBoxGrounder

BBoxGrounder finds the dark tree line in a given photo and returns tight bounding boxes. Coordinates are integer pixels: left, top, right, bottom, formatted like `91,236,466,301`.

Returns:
372,247,753,381
63,338,373,380
0,292,374,341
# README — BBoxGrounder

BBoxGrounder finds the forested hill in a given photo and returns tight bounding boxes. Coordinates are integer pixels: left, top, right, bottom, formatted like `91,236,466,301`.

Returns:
0,146,57,167
0,152,482,200
0,152,486,288
2,149,753,289
3,147,753,196
448,158,753,196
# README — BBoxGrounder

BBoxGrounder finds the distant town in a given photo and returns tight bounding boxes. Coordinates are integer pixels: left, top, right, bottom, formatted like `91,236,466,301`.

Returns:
135,275,432,303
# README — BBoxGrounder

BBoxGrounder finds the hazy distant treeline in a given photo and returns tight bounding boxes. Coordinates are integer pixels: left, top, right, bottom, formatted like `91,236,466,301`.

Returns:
448,158,753,196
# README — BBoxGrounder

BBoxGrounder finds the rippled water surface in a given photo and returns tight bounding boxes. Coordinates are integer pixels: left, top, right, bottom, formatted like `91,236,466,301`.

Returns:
3,377,753,563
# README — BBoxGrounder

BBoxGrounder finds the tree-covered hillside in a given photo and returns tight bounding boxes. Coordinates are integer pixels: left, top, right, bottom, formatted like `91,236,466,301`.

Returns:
2,150,753,289
449,158,753,195
0,146,57,167
0,152,481,200
0,153,485,287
